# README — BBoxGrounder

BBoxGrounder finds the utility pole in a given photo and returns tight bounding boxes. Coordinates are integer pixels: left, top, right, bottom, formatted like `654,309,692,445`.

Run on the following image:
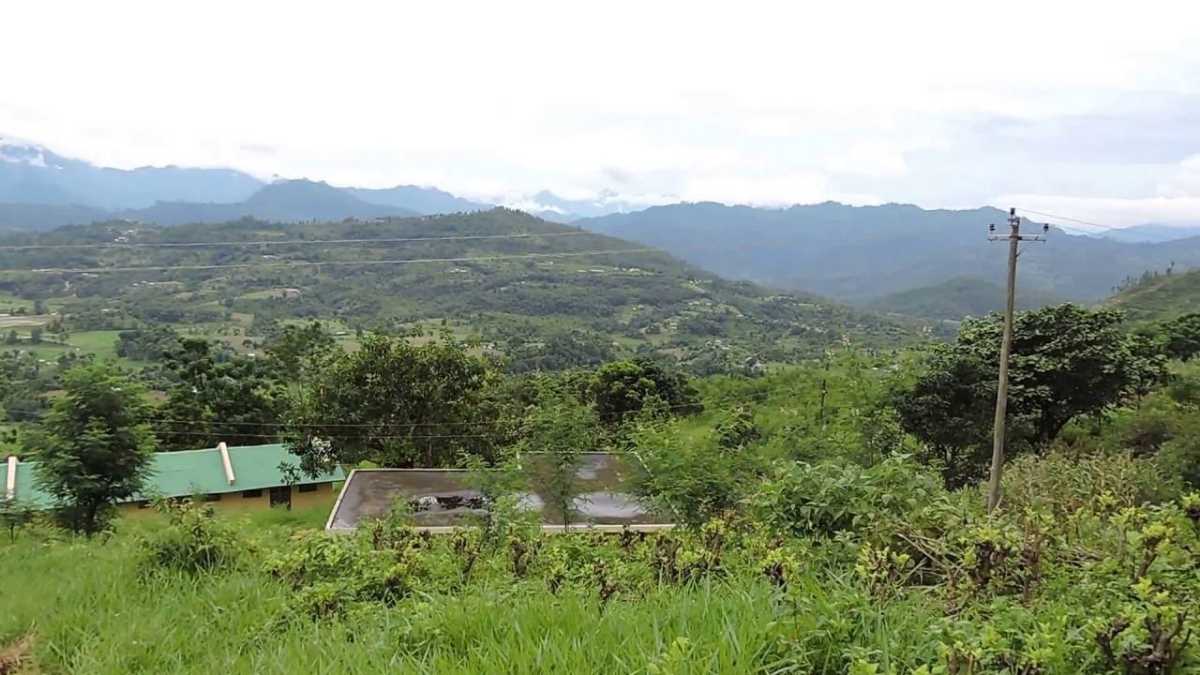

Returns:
985,208,1047,513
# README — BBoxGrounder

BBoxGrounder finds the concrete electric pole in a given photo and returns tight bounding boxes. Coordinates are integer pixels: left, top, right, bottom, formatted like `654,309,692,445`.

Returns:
985,208,1047,513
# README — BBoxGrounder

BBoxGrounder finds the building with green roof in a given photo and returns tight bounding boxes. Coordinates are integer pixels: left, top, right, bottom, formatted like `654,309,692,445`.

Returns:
2,443,345,513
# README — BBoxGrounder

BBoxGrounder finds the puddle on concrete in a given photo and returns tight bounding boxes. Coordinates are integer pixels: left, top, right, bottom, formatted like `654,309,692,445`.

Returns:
329,453,668,529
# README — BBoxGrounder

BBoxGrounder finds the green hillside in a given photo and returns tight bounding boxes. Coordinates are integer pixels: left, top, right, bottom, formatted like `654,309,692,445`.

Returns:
578,202,1200,302
0,209,921,373
867,276,1066,322
1107,268,1200,323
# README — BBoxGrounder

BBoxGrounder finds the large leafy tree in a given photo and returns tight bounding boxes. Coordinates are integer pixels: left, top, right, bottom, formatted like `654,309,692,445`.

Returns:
262,320,338,380
156,338,284,449
287,335,497,472
1152,313,1200,362
589,358,702,426
896,305,1166,487
28,363,157,535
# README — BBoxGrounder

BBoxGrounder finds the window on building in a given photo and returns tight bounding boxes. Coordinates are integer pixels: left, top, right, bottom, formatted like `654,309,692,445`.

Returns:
242,489,263,498
202,493,221,502
297,483,319,493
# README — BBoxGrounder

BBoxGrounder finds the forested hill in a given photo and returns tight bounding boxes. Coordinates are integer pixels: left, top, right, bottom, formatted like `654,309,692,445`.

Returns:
1106,267,1200,323
0,209,920,373
867,276,1066,322
576,202,1200,303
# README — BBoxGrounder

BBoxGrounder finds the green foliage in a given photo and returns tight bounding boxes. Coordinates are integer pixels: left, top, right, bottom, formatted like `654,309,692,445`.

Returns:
628,419,757,528
3,478,1200,672
139,499,242,574
1001,451,1178,516
590,357,702,426
262,320,338,380
868,275,1065,322
712,405,760,452
751,456,945,538
114,325,182,361
287,334,496,471
1153,312,1200,362
0,497,36,542
897,305,1167,487
1056,364,1200,491
1108,265,1200,323
0,211,923,382
26,363,157,534
515,388,599,527
156,337,284,449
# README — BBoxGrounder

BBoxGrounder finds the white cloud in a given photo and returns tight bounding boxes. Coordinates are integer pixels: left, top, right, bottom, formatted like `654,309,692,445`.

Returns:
1,0,1199,216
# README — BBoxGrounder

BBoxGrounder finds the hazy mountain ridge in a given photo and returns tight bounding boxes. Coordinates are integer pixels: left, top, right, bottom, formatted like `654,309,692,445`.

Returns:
1098,223,1200,243
577,202,1200,302
1,136,264,209
347,185,492,214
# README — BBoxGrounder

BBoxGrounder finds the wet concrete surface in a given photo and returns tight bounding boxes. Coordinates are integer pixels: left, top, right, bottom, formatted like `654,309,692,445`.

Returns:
329,453,669,529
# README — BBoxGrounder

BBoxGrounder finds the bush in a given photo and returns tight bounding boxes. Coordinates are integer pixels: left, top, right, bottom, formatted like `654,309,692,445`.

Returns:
1000,451,1179,516
139,499,242,574
629,419,758,528
751,456,945,538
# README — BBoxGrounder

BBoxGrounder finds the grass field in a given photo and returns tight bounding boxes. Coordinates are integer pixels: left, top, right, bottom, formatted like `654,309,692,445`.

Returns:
0,504,807,674
4,473,1198,674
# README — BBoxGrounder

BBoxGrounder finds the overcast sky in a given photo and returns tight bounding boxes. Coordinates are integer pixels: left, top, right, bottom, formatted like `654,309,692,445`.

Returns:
3,0,1199,226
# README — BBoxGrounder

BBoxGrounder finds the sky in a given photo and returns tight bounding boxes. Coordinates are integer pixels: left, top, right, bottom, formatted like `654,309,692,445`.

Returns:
2,0,1199,226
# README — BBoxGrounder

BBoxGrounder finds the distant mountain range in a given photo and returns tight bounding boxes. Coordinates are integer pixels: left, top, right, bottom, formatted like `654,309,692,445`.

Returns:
576,202,1200,302
0,137,261,209
0,136,638,229
5,135,1200,313
1097,223,1200,244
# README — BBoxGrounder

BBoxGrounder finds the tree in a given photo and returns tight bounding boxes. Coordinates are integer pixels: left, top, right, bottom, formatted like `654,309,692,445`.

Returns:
157,338,283,449
1154,313,1200,362
27,364,157,535
589,358,702,426
262,321,338,380
516,389,598,528
287,335,496,473
896,305,1166,488
0,498,36,542
713,405,760,452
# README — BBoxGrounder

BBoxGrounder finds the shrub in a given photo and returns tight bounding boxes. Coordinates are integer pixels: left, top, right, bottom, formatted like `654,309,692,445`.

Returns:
1000,451,1179,516
139,499,242,574
628,420,758,528
751,456,945,538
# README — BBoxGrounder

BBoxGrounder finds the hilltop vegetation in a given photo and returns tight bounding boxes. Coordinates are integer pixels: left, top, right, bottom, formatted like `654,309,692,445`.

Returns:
0,209,918,379
578,201,1200,302
867,276,1065,322
1108,266,1200,323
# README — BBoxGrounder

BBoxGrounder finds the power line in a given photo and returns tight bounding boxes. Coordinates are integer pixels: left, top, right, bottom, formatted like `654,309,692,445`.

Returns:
1014,207,1123,233
0,231,595,251
0,248,659,275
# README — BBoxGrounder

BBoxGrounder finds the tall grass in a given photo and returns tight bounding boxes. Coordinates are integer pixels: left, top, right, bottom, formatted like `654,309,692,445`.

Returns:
0,526,796,673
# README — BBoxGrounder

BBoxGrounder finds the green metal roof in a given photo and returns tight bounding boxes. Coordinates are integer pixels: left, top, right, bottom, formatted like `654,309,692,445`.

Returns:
2,444,344,509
